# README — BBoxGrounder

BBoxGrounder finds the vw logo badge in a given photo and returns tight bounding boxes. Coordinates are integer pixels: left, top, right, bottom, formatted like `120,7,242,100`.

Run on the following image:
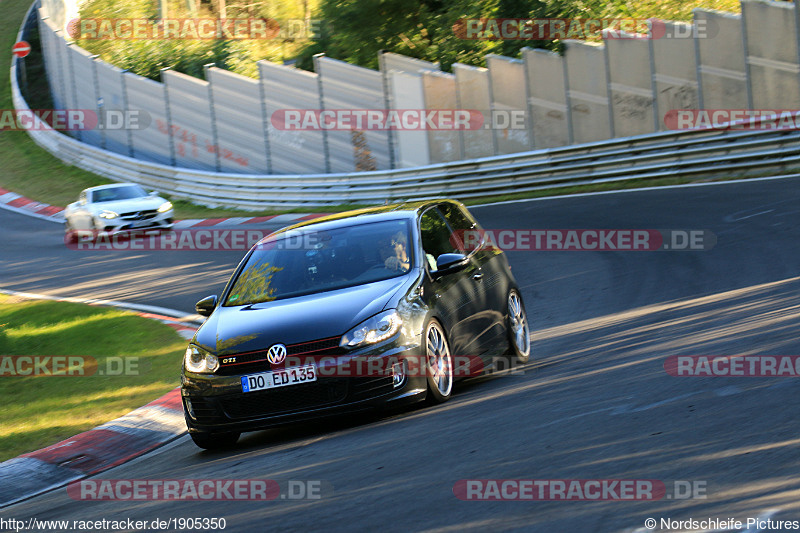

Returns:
267,344,287,364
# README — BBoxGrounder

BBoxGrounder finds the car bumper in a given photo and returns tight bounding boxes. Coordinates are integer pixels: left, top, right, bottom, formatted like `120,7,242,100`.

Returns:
97,211,174,232
181,342,428,435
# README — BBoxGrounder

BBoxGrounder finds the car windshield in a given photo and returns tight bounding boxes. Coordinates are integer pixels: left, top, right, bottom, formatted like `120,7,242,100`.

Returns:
224,219,413,306
91,185,147,203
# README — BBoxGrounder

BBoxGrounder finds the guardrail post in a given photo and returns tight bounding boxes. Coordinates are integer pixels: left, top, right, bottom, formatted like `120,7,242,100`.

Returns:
602,42,616,138
65,42,81,142
257,65,273,174
693,11,705,111
204,64,221,172
562,49,575,145
90,55,105,150
313,53,331,173
160,67,177,167
378,50,397,170
740,6,754,110
121,70,134,157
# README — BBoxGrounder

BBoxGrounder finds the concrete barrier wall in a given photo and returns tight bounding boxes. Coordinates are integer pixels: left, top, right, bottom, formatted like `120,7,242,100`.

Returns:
32,0,800,176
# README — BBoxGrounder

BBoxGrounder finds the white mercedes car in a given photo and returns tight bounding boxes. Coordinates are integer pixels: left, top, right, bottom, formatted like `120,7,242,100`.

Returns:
64,183,174,239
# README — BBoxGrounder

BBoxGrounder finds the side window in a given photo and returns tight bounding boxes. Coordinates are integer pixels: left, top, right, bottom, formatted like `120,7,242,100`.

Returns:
420,208,459,270
438,203,479,253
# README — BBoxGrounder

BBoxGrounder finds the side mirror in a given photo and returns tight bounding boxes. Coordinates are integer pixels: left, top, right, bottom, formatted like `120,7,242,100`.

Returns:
433,253,468,277
195,295,218,317
148,190,158,196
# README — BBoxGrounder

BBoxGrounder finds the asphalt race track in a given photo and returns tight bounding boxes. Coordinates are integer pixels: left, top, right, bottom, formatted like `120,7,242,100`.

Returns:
2,178,800,531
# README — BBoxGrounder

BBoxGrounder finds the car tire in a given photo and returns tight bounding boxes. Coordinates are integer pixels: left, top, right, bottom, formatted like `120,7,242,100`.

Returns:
189,431,240,450
64,221,77,244
506,289,531,364
424,319,453,404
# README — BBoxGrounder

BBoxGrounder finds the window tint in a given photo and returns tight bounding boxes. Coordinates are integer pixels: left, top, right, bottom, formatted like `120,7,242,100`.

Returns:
420,208,459,270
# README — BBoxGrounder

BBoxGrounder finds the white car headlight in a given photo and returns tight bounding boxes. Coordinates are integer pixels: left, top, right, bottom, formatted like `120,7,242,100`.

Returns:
184,345,219,374
340,310,402,349
157,201,173,213
98,210,118,219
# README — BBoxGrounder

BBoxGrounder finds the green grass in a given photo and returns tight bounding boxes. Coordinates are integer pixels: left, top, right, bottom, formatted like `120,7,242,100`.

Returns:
0,294,188,461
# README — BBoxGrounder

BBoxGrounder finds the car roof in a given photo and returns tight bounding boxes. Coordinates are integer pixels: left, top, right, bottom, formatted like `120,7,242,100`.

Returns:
262,199,463,240
82,183,144,193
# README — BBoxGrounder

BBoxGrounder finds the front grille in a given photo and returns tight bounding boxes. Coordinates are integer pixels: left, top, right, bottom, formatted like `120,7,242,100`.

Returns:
220,379,348,419
120,209,158,221
216,336,345,376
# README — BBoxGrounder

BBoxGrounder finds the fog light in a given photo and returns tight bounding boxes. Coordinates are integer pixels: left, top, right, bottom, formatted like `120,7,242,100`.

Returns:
184,398,195,418
391,361,406,388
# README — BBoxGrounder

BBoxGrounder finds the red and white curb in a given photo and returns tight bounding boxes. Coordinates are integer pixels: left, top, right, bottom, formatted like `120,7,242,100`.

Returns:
0,389,185,508
0,187,65,222
0,186,328,227
0,290,200,509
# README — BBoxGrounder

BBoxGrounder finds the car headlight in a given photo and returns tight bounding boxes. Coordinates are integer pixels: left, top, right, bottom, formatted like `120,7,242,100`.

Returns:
157,201,173,213
340,310,402,349
184,344,219,374
98,210,118,219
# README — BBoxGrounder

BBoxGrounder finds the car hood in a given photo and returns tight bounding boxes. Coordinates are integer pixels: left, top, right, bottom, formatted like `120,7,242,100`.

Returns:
90,196,167,213
194,276,411,355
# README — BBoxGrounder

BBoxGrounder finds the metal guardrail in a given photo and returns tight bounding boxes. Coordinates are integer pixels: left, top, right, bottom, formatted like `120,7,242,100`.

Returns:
11,6,800,209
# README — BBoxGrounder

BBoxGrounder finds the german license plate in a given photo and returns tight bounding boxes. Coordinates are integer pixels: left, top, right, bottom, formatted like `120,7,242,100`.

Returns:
241,365,317,393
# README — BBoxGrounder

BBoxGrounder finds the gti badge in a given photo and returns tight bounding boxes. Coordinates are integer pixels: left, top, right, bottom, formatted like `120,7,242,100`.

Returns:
267,344,287,364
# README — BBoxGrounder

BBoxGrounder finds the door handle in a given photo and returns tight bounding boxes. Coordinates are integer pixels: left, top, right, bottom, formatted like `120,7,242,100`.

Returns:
472,272,483,282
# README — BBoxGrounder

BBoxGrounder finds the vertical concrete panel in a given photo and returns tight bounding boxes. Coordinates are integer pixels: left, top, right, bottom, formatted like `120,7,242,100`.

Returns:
695,10,748,110
124,74,172,166
422,71,463,164
742,0,800,109
652,22,699,130
94,61,129,156
259,61,327,175
605,32,656,137
454,63,494,158
523,47,570,148
564,41,613,143
162,70,216,170
207,68,268,174
389,71,430,168
316,56,390,172
487,54,532,154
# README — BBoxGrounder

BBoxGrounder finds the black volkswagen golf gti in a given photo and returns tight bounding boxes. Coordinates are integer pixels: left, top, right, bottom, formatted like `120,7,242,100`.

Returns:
182,200,531,449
